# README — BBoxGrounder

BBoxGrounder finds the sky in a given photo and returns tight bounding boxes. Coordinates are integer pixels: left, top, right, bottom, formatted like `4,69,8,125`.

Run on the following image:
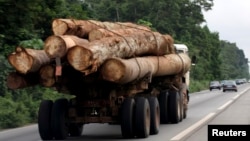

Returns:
202,0,250,61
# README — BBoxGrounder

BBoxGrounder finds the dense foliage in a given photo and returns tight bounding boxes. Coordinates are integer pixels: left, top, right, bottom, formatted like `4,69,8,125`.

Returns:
0,0,249,129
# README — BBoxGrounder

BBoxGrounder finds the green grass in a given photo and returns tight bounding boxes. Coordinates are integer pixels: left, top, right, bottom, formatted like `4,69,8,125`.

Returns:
189,79,209,93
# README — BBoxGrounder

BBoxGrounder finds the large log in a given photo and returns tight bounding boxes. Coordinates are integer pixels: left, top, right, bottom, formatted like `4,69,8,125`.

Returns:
6,72,40,89
44,35,89,58
100,53,191,84
39,64,100,90
67,31,175,75
52,19,150,38
88,28,151,42
163,34,174,49
8,46,50,74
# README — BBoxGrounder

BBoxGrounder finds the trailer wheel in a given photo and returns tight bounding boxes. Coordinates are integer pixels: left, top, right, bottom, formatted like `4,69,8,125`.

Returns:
183,95,188,119
38,100,53,140
135,97,150,138
183,105,187,119
179,92,184,122
121,98,135,138
168,91,181,123
148,97,160,135
51,98,69,140
158,91,169,124
180,84,188,119
69,123,83,137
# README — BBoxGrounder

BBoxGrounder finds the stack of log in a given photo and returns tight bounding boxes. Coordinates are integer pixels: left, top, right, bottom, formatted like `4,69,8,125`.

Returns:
6,18,191,90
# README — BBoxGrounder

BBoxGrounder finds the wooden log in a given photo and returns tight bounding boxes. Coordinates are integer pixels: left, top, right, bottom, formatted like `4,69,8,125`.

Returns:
67,31,174,75
163,34,174,51
100,53,191,84
39,64,56,87
6,72,40,89
44,35,89,58
52,18,150,38
88,28,151,42
8,46,50,74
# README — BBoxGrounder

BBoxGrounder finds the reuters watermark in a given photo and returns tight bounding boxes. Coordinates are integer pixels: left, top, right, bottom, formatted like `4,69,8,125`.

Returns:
208,125,250,140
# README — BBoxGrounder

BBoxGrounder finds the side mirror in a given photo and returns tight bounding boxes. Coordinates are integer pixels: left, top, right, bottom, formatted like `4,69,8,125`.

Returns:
191,56,197,65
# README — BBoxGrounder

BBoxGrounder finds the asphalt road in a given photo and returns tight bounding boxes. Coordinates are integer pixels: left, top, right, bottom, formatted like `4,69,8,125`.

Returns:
0,83,249,141
185,83,250,141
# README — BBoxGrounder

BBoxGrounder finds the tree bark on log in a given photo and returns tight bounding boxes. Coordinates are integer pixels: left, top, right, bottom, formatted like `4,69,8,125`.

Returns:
8,46,50,74
163,34,174,49
6,72,40,89
88,28,151,42
67,31,175,75
52,19,150,38
100,53,191,84
67,32,174,75
44,35,89,58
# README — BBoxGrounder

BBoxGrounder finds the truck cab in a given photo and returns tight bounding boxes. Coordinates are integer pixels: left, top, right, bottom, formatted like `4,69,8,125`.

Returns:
174,44,190,102
174,44,188,54
173,44,190,85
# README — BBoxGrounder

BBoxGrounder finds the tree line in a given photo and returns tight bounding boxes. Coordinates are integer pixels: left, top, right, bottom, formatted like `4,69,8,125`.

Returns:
0,0,249,129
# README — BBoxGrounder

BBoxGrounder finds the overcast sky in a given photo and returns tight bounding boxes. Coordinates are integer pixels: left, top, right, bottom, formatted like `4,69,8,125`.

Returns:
202,0,250,61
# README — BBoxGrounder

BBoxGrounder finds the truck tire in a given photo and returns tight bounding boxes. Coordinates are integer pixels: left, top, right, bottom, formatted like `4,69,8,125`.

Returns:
183,94,188,119
51,98,69,140
148,97,160,135
121,98,135,138
38,100,53,140
68,123,83,137
135,97,150,138
179,92,184,122
180,84,188,119
168,91,181,124
183,106,187,119
158,91,169,124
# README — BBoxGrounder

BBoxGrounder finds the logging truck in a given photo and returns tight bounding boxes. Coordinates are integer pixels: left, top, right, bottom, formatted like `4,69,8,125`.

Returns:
6,19,195,140
36,44,193,140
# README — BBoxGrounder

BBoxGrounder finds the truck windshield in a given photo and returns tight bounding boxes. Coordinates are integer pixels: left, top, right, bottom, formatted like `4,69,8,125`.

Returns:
176,50,184,53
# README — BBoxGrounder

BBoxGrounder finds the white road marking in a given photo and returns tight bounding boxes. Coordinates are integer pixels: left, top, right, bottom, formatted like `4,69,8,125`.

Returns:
232,94,240,99
217,100,233,110
170,112,216,141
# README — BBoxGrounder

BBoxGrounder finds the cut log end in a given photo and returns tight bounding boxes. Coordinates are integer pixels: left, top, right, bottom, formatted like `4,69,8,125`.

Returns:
6,72,40,89
44,36,67,58
39,64,55,87
88,29,105,41
67,46,93,72
52,19,68,35
6,72,27,89
101,58,126,82
8,48,34,74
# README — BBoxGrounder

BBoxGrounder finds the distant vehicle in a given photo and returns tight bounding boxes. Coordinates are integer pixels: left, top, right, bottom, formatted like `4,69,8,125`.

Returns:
235,79,247,85
220,80,227,86
209,81,221,91
235,79,242,85
222,80,237,92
